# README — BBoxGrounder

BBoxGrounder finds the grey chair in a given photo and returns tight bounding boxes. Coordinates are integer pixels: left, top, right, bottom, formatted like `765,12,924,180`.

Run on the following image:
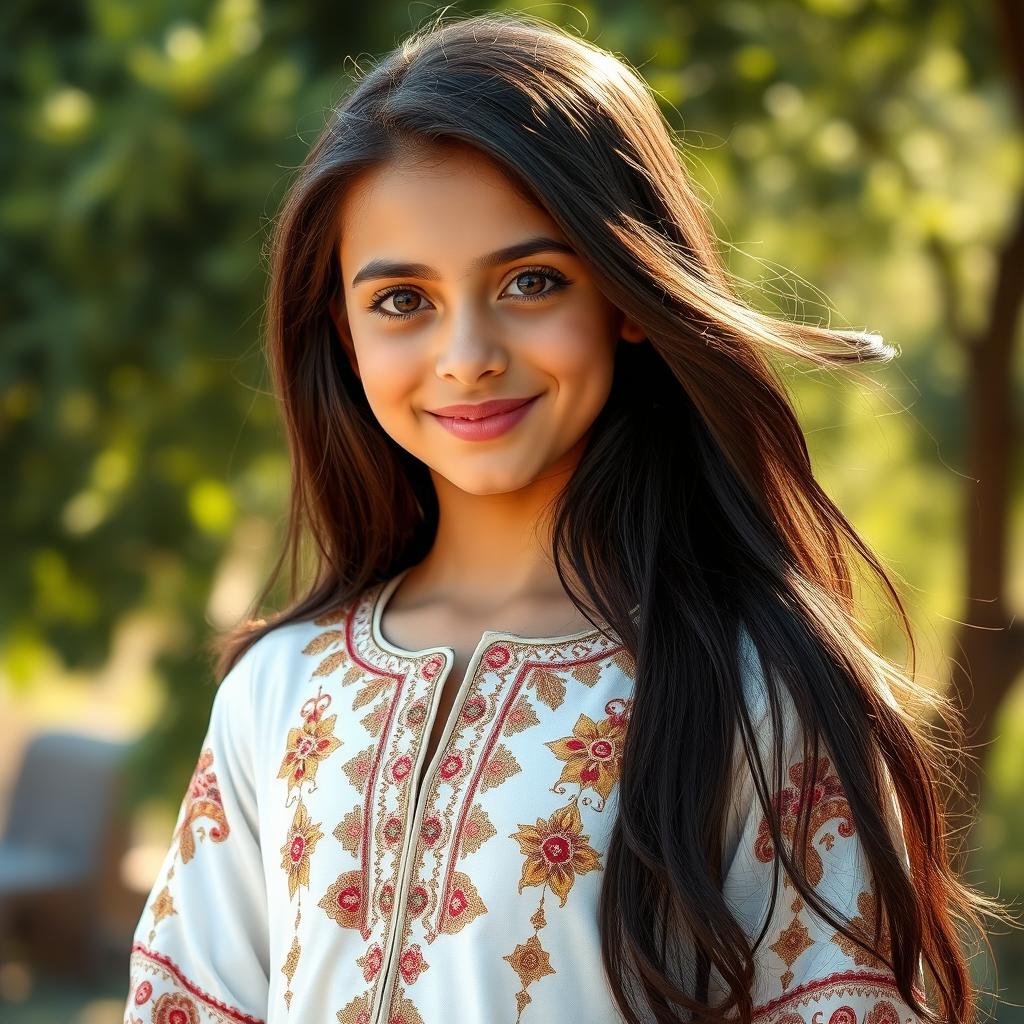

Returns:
0,730,131,977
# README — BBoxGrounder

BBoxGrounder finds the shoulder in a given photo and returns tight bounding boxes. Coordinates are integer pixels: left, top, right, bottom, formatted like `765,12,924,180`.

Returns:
214,597,364,721
725,623,817,844
735,620,803,756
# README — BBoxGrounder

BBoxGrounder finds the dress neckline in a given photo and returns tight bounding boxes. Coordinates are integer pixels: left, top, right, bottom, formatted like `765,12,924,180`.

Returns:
366,565,612,660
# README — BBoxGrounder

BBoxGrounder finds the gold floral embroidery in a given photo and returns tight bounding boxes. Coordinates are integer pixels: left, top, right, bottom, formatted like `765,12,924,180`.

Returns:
333,806,364,856
831,889,892,969
275,682,343,1009
280,801,325,898
503,693,541,736
371,635,628,1022
318,868,365,929
398,942,430,984
511,801,602,907
302,582,632,1023
503,933,556,1016
501,696,633,1023
545,704,628,810
336,992,373,1024
527,667,567,710
479,742,523,792
276,705,342,792
459,803,497,856
148,886,175,935
304,592,455,1016
437,869,487,934
356,942,384,981
385,989,426,1024
770,915,814,990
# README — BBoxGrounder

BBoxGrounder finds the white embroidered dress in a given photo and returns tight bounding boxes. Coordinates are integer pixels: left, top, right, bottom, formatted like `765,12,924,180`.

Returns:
124,567,925,1024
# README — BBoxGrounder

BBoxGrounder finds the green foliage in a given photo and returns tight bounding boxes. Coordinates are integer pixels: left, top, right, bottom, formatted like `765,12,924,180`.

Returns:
0,0,417,800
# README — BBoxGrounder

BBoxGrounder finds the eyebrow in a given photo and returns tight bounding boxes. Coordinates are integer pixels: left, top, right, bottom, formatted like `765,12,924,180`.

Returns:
350,235,578,288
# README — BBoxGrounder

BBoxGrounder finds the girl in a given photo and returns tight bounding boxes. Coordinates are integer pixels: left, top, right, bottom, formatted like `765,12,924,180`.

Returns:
123,12,997,1024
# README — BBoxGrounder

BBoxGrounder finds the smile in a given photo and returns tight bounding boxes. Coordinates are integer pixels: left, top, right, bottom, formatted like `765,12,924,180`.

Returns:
427,395,541,441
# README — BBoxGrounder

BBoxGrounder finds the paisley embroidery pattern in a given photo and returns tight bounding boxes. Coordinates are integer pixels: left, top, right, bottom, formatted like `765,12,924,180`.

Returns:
754,754,862,989
176,748,230,866
140,747,231,948
754,755,856,888
125,577,930,1024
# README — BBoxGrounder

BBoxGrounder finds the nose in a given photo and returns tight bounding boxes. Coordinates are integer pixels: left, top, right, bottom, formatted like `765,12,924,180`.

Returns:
433,302,510,383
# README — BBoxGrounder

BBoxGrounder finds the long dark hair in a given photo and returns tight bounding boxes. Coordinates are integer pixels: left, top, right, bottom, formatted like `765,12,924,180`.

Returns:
212,11,1001,1024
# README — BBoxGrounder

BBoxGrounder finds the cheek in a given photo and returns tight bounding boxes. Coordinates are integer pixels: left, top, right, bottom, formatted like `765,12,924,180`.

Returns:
351,338,421,411
526,304,617,393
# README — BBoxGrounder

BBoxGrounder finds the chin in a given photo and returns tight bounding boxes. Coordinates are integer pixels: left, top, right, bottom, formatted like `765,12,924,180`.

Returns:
439,465,542,497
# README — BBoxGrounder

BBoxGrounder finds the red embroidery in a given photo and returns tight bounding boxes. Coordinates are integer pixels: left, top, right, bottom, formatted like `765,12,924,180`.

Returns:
827,1008,858,1024
129,943,265,1024
754,755,855,888
309,582,629,1022
500,695,633,1022
274,684,339,1007
175,748,230,865
864,1000,902,1024
152,991,201,1024
750,968,924,1022
280,801,324,898
276,690,341,792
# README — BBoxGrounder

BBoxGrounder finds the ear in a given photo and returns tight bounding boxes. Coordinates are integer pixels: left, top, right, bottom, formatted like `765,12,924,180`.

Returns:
329,292,361,380
618,314,646,344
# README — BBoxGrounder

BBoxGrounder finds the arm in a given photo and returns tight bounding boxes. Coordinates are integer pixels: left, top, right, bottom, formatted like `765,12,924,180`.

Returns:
123,643,270,1024
720,632,927,1024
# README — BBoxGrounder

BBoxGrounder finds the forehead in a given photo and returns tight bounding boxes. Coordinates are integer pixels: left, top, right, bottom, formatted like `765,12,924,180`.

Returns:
336,143,562,274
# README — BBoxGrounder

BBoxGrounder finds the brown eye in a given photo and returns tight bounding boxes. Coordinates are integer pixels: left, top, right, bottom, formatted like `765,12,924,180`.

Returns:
513,271,546,295
501,266,571,302
366,266,571,322
387,289,423,314
367,287,432,320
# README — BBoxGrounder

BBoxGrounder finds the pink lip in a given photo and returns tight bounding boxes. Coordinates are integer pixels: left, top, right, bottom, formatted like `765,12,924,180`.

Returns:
428,396,538,419
428,394,541,441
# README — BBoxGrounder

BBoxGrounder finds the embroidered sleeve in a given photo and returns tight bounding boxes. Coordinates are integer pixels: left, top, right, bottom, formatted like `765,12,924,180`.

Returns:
719,629,927,1024
123,644,270,1024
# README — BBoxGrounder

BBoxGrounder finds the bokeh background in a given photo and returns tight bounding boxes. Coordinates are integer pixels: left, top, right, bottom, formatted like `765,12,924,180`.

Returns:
2,0,1022,1021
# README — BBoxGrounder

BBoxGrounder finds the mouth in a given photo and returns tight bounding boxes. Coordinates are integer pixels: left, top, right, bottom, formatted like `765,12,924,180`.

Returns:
427,395,541,420
427,394,542,441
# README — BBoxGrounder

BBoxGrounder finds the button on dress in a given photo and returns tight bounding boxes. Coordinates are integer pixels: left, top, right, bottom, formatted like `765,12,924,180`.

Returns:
123,567,926,1024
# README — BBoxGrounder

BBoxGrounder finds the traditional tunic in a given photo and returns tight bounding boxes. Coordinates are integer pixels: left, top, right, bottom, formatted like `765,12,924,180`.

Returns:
124,566,926,1024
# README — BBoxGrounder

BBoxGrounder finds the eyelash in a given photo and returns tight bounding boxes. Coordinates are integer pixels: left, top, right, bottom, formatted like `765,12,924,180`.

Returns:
365,266,572,322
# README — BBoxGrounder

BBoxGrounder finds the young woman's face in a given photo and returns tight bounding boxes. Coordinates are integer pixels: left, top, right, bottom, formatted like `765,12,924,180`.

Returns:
330,142,644,497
